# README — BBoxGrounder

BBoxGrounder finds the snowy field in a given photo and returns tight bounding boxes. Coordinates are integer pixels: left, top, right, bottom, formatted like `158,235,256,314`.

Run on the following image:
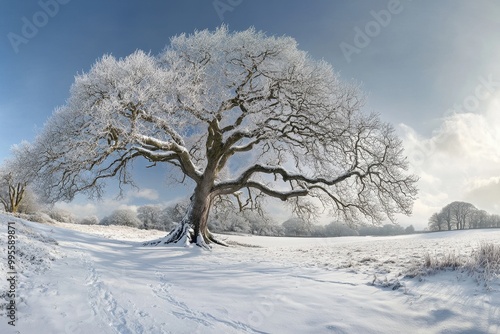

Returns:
1,213,500,333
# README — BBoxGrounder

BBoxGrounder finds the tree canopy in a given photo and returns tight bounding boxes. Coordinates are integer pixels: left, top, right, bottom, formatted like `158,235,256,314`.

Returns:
27,26,418,247
428,201,500,231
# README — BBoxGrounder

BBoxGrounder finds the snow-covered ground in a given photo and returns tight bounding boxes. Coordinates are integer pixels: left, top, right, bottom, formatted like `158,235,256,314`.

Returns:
1,213,500,333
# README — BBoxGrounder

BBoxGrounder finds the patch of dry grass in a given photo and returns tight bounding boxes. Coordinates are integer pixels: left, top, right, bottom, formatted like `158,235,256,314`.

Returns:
407,242,500,286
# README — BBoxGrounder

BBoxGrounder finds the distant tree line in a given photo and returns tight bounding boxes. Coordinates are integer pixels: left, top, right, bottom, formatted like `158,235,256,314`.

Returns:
1,186,417,238
280,217,414,237
35,200,413,238
428,201,500,231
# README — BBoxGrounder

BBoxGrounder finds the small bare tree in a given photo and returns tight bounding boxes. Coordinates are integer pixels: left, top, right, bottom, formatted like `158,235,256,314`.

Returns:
0,142,37,214
439,205,454,231
0,170,26,214
433,201,478,231
470,209,488,229
29,27,418,248
428,212,445,231
450,201,476,230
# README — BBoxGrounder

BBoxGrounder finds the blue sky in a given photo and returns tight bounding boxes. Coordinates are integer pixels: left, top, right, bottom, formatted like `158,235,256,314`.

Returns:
1,1,500,228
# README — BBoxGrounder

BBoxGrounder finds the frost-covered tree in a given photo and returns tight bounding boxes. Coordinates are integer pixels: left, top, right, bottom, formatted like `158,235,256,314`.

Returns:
161,200,190,229
137,204,178,231
46,208,77,224
323,221,359,237
428,212,445,231
0,170,26,213
0,142,37,213
405,224,415,234
245,210,281,236
438,205,454,231
358,223,405,236
16,189,40,214
29,27,417,248
78,215,99,225
137,205,164,230
469,209,488,229
207,196,280,235
282,217,312,237
101,209,141,228
451,201,477,230
489,214,500,228
439,201,477,230
431,201,479,231
210,210,252,234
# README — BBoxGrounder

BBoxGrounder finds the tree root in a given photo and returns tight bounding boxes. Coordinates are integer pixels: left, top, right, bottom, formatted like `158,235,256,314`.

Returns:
142,222,192,247
206,230,229,247
142,223,229,249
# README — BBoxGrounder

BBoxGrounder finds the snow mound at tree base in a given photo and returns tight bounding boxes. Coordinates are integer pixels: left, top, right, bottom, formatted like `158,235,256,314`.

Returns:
142,222,228,249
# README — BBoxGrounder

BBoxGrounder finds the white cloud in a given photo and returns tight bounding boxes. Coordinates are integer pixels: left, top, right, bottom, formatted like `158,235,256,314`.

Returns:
54,188,162,219
116,204,139,213
463,177,500,213
400,95,500,229
54,202,99,218
130,188,159,201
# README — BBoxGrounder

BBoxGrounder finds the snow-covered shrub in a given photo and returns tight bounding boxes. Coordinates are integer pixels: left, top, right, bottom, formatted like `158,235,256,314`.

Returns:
15,211,57,225
16,189,41,214
137,204,178,231
404,225,415,234
251,218,284,236
47,209,77,223
207,203,283,236
78,215,99,225
209,211,251,234
137,205,162,230
100,209,141,228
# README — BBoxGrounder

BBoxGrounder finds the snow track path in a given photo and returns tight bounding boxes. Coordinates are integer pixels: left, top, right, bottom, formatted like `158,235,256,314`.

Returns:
83,256,142,334
151,271,268,334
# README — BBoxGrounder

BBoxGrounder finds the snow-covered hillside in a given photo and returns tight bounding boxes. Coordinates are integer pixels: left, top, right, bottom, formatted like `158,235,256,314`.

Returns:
1,213,500,333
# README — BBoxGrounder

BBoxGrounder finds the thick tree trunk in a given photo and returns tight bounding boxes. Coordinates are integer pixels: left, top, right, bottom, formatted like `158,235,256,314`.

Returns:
10,194,20,214
143,132,230,248
143,184,227,249
7,183,25,214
